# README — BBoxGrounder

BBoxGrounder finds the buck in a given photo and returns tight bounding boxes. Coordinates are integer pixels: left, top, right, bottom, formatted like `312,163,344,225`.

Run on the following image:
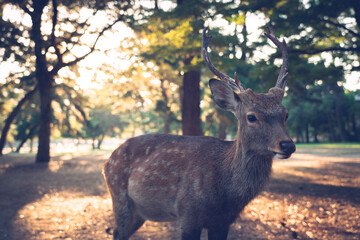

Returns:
103,27,296,240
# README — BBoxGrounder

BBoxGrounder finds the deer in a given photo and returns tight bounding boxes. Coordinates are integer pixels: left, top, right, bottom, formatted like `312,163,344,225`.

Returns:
103,27,296,240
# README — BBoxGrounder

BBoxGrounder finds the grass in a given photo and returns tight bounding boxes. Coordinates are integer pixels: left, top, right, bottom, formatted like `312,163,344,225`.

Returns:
295,142,360,156
296,142,360,149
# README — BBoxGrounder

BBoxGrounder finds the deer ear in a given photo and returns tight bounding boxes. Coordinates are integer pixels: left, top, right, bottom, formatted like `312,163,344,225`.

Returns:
209,79,240,112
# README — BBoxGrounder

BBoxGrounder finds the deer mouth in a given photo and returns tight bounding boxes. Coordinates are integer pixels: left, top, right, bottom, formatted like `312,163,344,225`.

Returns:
268,148,291,159
272,152,291,159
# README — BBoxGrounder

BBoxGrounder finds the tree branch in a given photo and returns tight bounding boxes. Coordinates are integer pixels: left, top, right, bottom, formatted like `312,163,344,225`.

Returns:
50,15,125,76
17,1,32,16
320,18,360,38
56,83,90,126
0,85,39,155
48,0,63,65
291,46,360,55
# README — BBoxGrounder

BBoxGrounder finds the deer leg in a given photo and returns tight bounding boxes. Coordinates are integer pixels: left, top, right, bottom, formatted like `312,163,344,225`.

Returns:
180,228,202,240
128,214,145,236
207,226,229,240
179,219,202,240
111,195,141,240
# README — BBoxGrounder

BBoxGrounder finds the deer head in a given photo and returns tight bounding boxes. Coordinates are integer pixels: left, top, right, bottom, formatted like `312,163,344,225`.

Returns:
202,27,295,159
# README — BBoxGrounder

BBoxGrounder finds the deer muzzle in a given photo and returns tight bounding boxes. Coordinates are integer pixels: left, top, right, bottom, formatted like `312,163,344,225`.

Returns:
268,140,296,159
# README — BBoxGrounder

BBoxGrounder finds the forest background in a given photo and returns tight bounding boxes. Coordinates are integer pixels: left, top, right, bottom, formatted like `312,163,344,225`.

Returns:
1,0,360,163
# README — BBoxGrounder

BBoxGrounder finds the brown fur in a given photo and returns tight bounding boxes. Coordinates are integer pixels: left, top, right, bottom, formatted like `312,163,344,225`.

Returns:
103,81,295,240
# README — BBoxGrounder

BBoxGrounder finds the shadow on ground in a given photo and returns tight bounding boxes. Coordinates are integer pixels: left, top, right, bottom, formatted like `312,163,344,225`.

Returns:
0,150,359,240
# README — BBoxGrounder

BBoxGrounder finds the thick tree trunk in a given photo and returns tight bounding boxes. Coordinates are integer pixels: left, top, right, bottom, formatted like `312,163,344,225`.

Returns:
181,69,203,136
0,86,38,155
175,0,203,136
36,75,53,163
31,0,52,163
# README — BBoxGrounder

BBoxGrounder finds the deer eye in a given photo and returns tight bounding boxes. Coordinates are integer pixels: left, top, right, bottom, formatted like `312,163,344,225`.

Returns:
247,114,257,123
285,113,289,121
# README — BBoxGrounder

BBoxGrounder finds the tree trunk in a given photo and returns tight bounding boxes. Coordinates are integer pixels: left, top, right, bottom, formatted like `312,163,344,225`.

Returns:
92,138,96,150
97,135,105,149
0,86,38,155
305,123,309,143
30,137,33,153
160,79,171,134
31,0,53,163
181,68,203,136
335,100,347,142
327,110,337,142
351,113,358,141
175,0,202,136
36,78,53,162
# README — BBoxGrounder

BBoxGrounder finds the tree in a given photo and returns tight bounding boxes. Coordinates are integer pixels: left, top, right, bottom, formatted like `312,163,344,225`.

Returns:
83,106,127,149
242,0,360,142
128,0,253,136
0,0,131,161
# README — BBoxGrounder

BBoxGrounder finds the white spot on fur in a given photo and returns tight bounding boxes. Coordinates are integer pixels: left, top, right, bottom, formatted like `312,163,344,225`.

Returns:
194,179,200,190
128,179,137,187
146,147,151,155
117,149,122,156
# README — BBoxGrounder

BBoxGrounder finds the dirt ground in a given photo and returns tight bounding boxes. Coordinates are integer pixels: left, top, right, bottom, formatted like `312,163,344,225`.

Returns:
0,147,359,240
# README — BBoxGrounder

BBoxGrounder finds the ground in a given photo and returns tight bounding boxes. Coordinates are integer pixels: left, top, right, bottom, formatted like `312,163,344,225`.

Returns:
0,147,359,240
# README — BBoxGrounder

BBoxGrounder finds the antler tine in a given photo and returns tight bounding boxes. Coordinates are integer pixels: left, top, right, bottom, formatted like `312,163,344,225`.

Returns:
202,27,245,92
264,27,288,90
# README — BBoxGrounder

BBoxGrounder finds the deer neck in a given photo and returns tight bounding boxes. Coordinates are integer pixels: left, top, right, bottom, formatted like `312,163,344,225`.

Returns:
221,124,273,208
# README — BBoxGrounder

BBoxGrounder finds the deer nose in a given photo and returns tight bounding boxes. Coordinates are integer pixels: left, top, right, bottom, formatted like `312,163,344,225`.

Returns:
280,141,296,155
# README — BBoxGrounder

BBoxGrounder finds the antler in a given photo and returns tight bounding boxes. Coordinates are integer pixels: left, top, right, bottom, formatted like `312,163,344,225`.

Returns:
264,27,288,90
202,27,245,92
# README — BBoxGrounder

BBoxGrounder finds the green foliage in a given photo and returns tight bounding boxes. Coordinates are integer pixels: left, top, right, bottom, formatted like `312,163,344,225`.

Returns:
83,106,128,149
1,0,360,147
